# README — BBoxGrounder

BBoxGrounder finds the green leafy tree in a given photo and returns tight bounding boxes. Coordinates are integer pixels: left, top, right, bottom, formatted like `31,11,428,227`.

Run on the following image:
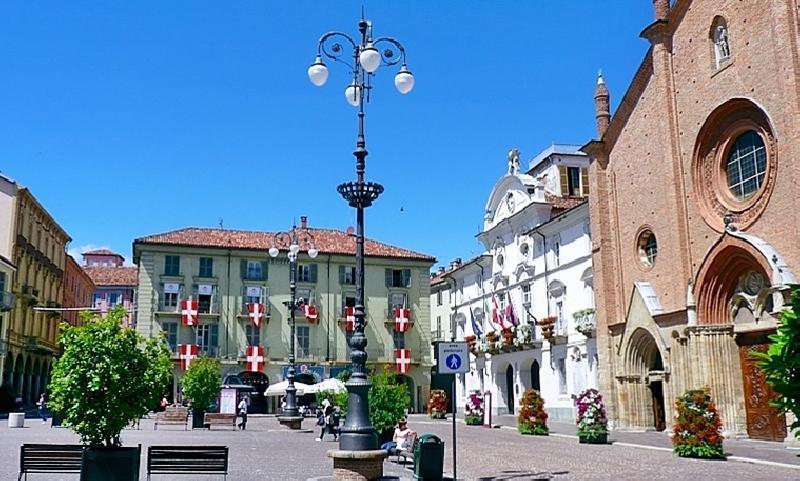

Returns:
757,284,800,439
48,307,172,447
181,357,221,413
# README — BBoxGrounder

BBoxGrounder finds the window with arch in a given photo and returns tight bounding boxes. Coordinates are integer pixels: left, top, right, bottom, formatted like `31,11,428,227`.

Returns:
637,229,658,268
711,17,731,69
726,130,767,201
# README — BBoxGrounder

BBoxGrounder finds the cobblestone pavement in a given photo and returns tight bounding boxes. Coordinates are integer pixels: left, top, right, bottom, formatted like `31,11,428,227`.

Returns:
0,414,797,480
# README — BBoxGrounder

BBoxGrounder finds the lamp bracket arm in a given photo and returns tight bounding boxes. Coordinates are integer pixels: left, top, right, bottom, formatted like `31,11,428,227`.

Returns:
372,36,407,67
318,31,358,72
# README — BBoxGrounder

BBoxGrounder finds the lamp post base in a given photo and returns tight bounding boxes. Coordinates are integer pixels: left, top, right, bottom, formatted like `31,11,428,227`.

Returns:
327,450,387,481
277,416,304,430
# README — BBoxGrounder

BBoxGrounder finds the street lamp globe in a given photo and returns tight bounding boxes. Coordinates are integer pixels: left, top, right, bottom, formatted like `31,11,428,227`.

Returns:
394,65,414,94
308,247,319,258
308,56,329,87
359,43,381,73
344,82,361,107
289,243,301,255
268,246,280,258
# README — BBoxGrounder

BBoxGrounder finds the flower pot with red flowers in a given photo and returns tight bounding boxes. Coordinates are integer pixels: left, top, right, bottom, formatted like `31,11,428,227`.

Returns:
673,388,726,459
517,389,549,435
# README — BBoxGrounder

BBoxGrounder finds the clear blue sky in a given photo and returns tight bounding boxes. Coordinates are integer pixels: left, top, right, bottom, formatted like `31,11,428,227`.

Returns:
1,1,652,268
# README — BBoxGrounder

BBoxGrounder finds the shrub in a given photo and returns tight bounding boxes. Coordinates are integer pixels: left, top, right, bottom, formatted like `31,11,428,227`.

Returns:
757,285,800,440
672,388,725,459
575,388,608,441
464,390,484,425
48,307,172,447
518,388,549,435
428,389,448,419
181,357,221,413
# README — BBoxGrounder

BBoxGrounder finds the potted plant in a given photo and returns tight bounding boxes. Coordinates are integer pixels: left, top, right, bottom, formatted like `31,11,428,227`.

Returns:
485,331,498,344
539,316,556,339
574,308,597,337
465,334,478,354
182,357,222,429
427,389,448,419
517,388,549,435
673,388,726,459
501,327,515,351
48,307,171,481
575,388,609,444
464,391,484,425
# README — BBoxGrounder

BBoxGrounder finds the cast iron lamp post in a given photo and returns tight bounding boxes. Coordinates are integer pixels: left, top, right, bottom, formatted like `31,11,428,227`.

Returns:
269,224,318,423
309,18,413,451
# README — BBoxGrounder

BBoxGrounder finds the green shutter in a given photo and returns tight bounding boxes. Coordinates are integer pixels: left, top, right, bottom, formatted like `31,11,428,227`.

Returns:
211,325,219,347
309,264,318,283
339,266,345,284
385,268,392,287
403,269,411,287
260,261,268,280
240,259,247,279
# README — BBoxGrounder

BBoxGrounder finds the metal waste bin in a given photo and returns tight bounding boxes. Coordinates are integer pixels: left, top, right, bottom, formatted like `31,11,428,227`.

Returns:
413,433,444,481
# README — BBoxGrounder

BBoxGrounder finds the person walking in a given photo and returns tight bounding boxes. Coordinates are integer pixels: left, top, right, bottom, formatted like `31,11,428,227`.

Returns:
316,399,336,441
36,393,48,424
237,396,248,430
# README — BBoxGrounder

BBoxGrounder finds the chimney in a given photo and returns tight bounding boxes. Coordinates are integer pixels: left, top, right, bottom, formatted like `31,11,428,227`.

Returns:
652,0,669,21
594,71,611,138
300,216,308,229
438,266,446,274
455,257,462,266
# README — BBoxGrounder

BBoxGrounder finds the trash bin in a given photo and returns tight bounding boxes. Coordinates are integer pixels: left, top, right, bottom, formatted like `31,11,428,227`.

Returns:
413,433,444,481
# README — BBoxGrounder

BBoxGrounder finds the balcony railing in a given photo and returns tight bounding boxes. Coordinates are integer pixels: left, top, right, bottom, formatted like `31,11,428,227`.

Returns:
382,308,415,324
239,302,272,317
0,291,16,311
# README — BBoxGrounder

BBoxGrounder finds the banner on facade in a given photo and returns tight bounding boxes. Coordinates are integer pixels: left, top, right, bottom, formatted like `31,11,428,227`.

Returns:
164,283,180,294
198,284,213,295
246,286,262,297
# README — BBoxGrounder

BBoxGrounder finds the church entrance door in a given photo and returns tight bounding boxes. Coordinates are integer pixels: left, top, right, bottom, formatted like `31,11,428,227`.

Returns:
738,337,787,442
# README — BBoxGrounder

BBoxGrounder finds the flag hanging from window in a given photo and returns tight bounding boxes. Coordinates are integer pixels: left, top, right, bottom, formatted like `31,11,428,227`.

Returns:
245,345,265,372
505,300,519,327
345,306,355,331
180,298,199,326
394,348,412,374
303,303,318,323
491,294,504,328
247,303,265,328
179,343,198,370
394,307,411,332
470,307,483,336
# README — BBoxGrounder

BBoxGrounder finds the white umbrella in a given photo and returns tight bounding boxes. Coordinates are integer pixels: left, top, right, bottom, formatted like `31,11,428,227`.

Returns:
306,378,347,394
264,380,310,396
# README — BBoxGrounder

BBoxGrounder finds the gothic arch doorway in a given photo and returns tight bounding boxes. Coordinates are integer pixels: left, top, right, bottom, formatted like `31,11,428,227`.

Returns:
530,360,540,391
625,328,666,431
505,365,515,414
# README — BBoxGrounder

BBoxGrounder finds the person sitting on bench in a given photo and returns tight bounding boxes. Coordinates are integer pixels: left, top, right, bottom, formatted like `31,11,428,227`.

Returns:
381,418,414,454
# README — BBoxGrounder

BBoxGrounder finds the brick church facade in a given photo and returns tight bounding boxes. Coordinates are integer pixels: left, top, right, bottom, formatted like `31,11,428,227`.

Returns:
584,0,799,443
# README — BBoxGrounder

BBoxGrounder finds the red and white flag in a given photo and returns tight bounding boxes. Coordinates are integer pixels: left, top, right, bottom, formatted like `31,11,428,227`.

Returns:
247,303,265,328
345,306,355,332
394,348,412,374
180,298,199,326
245,345,265,372
303,304,318,323
491,294,505,328
394,307,411,332
179,344,198,370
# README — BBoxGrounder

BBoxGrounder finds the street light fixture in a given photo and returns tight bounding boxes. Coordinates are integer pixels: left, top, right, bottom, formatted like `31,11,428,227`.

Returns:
270,223,318,424
309,17,413,452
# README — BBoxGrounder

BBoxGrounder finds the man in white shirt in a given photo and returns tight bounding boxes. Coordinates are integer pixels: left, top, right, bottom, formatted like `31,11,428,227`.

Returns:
237,396,248,430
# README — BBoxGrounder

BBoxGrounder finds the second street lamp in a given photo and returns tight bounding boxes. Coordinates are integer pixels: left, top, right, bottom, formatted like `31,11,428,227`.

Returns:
270,222,318,427
309,17,413,452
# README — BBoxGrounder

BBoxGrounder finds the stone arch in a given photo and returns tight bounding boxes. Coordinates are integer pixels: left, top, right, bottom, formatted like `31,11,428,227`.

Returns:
695,235,774,326
504,365,515,414
492,360,515,415
623,328,667,431
530,359,541,391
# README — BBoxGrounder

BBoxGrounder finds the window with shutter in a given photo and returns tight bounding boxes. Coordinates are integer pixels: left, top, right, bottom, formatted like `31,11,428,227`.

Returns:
567,166,581,196
385,268,392,287
581,168,590,196
559,167,569,196
340,266,356,285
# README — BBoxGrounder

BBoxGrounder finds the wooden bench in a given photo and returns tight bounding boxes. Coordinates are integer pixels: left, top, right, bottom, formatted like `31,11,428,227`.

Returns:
391,432,418,465
154,407,188,430
18,443,84,481
203,413,236,430
147,445,229,481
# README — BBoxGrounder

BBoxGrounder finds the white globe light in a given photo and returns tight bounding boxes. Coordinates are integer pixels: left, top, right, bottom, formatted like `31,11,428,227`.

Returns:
394,66,414,94
289,243,301,255
344,83,361,107
307,56,329,87
308,247,319,259
268,246,279,258
359,44,381,73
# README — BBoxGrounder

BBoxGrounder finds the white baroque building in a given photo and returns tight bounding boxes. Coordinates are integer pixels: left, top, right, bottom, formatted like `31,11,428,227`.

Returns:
435,145,598,422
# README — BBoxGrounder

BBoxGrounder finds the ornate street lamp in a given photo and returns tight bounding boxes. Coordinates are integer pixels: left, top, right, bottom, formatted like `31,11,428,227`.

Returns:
309,18,413,451
270,223,318,427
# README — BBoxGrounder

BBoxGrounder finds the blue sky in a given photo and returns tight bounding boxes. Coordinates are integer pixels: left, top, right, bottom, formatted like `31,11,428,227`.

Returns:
0,1,652,268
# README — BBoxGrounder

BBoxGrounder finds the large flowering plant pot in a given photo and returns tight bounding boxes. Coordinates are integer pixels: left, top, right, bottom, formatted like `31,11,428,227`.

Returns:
673,388,726,459
575,388,608,444
464,391,484,425
517,389,549,435
573,309,597,337
428,389,448,419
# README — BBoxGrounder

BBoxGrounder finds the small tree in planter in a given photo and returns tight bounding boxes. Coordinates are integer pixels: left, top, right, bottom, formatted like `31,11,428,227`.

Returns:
672,388,725,459
48,307,171,481
181,357,221,429
464,390,484,425
428,389,448,419
517,388,549,435
575,388,608,443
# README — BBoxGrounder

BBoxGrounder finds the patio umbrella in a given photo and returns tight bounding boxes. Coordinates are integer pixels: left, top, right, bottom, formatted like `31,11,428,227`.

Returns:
264,380,310,396
305,378,347,394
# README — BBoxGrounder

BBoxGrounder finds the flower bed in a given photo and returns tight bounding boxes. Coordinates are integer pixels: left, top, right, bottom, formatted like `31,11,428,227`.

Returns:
517,388,549,435
428,389,448,419
575,388,608,444
673,388,725,459
464,391,484,425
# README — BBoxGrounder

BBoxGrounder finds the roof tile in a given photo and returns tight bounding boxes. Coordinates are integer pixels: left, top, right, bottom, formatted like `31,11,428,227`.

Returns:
84,266,138,286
